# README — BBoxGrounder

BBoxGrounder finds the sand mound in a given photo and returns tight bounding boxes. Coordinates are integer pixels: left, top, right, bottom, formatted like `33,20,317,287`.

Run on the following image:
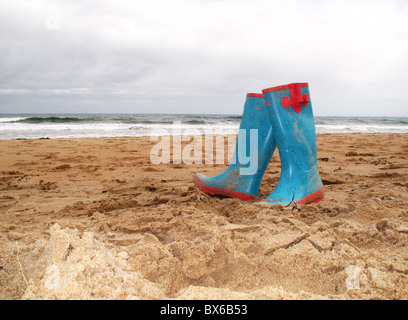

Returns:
20,224,341,300
22,224,165,300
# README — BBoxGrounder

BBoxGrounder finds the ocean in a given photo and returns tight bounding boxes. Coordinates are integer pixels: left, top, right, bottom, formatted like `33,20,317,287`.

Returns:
0,114,408,140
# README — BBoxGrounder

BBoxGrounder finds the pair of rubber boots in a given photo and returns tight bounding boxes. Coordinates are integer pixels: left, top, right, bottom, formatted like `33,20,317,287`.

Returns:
193,82,324,206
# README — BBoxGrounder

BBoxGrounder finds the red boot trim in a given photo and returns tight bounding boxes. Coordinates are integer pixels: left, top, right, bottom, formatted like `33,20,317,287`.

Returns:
263,83,309,114
262,83,309,94
247,93,264,98
295,188,324,205
193,175,255,201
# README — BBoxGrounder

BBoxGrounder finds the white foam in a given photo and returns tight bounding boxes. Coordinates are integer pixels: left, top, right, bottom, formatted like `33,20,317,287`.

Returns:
0,117,27,123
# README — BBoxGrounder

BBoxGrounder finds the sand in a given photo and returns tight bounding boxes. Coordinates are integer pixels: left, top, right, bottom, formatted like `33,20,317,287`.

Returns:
1,133,408,300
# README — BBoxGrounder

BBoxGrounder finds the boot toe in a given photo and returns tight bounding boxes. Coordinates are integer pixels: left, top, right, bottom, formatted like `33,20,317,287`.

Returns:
194,173,209,185
193,173,211,190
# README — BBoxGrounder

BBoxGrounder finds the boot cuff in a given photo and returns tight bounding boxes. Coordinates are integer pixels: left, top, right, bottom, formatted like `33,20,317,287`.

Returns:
262,83,308,94
246,93,264,98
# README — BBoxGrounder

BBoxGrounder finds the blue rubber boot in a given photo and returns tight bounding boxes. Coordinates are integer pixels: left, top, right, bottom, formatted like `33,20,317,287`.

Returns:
194,93,276,201
260,83,324,206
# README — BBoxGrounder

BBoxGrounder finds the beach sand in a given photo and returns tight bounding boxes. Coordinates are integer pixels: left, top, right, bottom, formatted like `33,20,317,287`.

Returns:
1,133,408,300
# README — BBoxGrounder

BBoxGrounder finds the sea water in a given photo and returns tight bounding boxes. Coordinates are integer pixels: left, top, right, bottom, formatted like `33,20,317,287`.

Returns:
0,114,408,140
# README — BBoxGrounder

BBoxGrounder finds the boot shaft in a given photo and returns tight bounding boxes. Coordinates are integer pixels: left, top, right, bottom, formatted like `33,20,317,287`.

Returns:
263,83,318,170
233,93,274,174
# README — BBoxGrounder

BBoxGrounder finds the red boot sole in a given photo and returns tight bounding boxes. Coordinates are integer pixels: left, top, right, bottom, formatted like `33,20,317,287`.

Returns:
193,175,255,201
295,188,324,205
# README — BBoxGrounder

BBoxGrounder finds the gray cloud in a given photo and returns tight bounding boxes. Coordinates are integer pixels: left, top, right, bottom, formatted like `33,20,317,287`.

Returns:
1,0,408,116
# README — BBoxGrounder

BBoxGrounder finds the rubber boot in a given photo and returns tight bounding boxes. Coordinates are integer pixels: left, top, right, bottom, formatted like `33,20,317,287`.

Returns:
193,93,276,201
260,83,324,206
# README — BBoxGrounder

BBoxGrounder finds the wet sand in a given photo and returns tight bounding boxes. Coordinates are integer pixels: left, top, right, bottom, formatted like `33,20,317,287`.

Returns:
0,133,408,299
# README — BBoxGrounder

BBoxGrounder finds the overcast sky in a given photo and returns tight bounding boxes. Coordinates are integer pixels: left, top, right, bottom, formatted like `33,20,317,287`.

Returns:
1,0,407,116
